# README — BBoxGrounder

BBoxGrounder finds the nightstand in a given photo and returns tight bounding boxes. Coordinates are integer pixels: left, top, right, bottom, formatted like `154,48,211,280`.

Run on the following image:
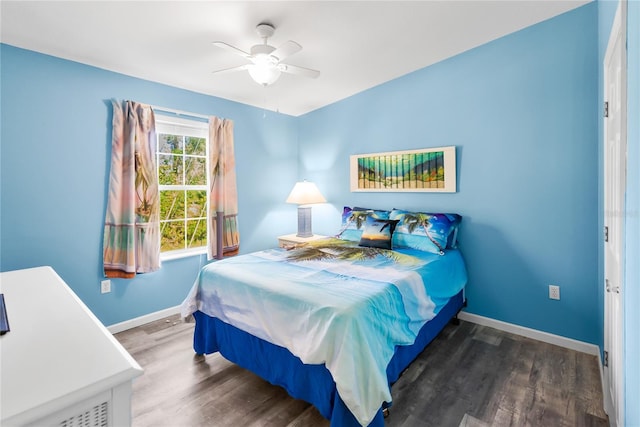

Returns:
278,233,328,249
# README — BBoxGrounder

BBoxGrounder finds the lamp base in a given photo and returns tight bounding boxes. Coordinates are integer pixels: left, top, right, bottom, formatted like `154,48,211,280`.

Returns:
296,206,313,238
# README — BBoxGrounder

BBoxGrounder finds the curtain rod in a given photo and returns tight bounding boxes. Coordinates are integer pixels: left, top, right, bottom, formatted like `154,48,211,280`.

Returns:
149,104,210,121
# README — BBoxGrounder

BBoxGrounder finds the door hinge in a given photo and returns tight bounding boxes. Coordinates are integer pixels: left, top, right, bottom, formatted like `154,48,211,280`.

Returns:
604,226,609,242
604,101,609,118
604,350,609,367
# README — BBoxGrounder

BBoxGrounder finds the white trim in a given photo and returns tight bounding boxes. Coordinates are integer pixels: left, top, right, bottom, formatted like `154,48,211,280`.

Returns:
107,305,182,334
155,116,208,137
151,105,209,121
602,2,627,424
458,311,600,356
161,248,207,262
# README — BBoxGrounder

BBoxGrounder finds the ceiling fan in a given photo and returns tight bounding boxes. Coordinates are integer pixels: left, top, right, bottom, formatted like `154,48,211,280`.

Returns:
212,23,320,86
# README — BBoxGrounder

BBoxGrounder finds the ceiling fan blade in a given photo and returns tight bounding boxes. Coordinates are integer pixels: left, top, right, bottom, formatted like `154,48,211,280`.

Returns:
212,41,252,59
270,41,302,62
278,63,320,79
211,64,250,75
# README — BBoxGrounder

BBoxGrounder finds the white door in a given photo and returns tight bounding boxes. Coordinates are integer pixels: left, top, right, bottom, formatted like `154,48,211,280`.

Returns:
603,3,626,427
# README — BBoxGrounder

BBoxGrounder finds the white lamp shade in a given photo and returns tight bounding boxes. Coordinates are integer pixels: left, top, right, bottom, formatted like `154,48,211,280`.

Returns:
286,181,326,205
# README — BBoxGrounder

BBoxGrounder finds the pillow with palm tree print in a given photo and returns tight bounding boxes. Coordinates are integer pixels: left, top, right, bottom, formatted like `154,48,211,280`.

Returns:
336,206,390,242
390,209,462,255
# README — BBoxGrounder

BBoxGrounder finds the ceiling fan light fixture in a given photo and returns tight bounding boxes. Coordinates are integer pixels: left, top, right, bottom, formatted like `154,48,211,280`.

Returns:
248,54,281,86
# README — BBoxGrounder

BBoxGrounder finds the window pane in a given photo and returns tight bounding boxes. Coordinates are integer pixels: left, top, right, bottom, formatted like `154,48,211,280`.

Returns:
158,134,183,154
185,137,205,156
160,220,185,252
160,190,185,220
156,119,209,255
158,154,184,185
185,157,207,185
186,190,206,218
187,219,207,249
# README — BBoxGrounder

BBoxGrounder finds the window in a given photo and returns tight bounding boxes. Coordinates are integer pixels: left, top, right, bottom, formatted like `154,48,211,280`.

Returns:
156,116,208,258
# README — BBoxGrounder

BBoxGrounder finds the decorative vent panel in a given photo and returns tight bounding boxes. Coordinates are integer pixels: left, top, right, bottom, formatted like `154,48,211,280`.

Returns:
59,401,108,427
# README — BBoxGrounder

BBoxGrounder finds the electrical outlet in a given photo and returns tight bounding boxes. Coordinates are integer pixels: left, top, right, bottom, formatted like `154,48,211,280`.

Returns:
101,279,111,294
549,284,560,300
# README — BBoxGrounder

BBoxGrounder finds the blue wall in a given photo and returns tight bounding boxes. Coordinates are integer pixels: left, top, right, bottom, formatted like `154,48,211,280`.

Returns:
299,4,599,344
0,45,299,326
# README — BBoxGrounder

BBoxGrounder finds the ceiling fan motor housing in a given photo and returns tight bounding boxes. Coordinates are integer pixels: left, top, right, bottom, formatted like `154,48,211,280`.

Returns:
255,23,275,39
250,44,276,57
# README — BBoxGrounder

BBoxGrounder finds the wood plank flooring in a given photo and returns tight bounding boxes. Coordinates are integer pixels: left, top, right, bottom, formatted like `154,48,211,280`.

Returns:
114,315,608,427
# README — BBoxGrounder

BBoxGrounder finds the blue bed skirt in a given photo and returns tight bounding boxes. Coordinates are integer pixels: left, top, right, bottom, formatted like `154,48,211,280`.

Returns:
192,290,464,427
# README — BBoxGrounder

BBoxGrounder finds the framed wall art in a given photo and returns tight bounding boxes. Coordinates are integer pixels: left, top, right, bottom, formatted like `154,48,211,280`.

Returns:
350,146,456,192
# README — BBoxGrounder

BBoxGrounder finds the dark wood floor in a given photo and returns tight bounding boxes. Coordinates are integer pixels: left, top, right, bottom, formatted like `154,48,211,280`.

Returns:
114,315,609,427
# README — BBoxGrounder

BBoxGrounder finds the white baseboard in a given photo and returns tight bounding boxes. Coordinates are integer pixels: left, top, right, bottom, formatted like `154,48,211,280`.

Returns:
458,311,601,356
107,305,182,334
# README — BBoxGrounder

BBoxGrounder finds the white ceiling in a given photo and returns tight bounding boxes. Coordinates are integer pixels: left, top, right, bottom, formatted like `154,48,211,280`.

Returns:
1,1,589,116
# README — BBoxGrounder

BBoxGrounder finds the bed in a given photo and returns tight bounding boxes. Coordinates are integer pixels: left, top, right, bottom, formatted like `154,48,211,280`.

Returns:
180,209,467,427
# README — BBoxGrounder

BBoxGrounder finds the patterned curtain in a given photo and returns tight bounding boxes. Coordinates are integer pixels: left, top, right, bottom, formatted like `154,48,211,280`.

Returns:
103,100,161,278
208,117,239,259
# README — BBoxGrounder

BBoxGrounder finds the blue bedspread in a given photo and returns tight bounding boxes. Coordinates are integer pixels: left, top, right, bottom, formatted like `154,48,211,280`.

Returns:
181,238,467,426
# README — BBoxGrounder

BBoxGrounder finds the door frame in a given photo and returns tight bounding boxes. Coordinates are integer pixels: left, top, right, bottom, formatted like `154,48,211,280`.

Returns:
603,1,627,426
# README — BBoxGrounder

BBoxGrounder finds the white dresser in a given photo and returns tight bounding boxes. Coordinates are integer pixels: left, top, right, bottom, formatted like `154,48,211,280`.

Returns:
0,266,143,426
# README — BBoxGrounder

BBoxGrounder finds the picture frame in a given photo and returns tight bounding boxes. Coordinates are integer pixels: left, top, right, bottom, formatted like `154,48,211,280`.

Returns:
350,146,457,192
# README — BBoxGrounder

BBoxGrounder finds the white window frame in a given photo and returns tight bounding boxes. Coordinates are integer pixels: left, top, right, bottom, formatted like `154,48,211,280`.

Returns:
155,115,209,260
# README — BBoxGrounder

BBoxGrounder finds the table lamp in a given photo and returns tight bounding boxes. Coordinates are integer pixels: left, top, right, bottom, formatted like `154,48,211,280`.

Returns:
286,181,326,238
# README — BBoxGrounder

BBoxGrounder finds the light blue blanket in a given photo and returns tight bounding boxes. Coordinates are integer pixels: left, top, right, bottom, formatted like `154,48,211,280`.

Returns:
181,239,467,426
